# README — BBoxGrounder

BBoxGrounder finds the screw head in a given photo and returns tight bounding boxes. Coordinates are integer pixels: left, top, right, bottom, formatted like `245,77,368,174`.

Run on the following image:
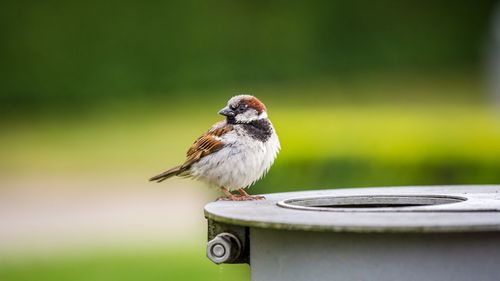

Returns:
206,233,242,264
212,244,226,257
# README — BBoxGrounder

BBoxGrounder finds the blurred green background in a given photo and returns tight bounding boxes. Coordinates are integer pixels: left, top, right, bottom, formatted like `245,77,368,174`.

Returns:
1,1,500,280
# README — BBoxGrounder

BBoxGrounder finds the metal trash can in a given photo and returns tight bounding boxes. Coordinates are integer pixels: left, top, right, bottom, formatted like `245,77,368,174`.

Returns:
205,185,500,281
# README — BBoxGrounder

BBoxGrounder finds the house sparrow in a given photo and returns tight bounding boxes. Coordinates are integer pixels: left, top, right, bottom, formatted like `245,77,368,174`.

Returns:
149,95,280,201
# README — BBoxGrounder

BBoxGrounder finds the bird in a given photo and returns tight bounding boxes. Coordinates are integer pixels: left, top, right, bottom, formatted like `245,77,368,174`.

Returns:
149,95,280,201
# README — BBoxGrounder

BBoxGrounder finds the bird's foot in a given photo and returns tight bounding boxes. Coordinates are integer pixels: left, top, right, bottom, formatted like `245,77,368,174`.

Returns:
216,195,266,201
248,195,266,200
217,187,265,201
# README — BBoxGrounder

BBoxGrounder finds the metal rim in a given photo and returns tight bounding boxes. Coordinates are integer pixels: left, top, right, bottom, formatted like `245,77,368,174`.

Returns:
204,185,500,233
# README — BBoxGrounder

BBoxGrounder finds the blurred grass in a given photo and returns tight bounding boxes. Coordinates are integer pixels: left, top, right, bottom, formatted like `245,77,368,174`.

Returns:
0,75,499,188
0,247,248,281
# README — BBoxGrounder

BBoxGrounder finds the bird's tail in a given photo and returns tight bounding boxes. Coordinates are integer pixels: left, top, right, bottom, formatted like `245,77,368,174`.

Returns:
149,165,184,183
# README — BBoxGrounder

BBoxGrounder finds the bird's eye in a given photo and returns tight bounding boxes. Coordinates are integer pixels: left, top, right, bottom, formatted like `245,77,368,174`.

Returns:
238,104,248,110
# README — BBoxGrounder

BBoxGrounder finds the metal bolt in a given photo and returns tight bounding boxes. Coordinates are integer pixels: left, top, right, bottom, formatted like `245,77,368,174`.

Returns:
206,232,242,264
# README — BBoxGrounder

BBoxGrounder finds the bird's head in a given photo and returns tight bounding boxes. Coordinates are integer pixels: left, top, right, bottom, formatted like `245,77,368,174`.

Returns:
218,95,268,124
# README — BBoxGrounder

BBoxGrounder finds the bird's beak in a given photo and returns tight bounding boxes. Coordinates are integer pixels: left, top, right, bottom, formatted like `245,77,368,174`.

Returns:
218,106,235,117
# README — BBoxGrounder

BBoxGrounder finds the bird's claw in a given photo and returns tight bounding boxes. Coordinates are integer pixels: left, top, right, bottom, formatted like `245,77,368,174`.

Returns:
216,195,266,201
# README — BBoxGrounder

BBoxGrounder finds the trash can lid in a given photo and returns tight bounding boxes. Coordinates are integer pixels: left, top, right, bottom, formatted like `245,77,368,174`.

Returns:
204,185,500,233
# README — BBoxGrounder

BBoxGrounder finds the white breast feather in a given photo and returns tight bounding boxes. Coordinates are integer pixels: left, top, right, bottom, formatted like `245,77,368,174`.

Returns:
189,123,280,191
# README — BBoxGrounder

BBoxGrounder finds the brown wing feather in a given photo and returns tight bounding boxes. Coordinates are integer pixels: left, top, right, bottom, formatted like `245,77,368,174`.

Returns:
149,121,233,182
184,122,233,164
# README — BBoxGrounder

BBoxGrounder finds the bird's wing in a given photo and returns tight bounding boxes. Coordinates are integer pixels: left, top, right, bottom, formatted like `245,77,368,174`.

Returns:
182,120,233,169
149,121,233,182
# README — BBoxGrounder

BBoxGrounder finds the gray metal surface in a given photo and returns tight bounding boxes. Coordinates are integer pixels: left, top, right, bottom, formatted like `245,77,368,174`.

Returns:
250,228,500,281
204,185,500,233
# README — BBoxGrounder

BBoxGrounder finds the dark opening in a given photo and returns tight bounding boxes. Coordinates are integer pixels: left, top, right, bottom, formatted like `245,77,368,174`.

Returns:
321,203,428,208
278,195,467,212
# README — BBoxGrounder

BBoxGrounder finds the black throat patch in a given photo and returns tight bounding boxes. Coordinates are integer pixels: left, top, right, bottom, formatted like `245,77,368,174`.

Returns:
240,119,273,142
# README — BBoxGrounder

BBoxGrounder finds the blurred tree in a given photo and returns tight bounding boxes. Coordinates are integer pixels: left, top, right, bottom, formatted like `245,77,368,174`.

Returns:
0,0,497,113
